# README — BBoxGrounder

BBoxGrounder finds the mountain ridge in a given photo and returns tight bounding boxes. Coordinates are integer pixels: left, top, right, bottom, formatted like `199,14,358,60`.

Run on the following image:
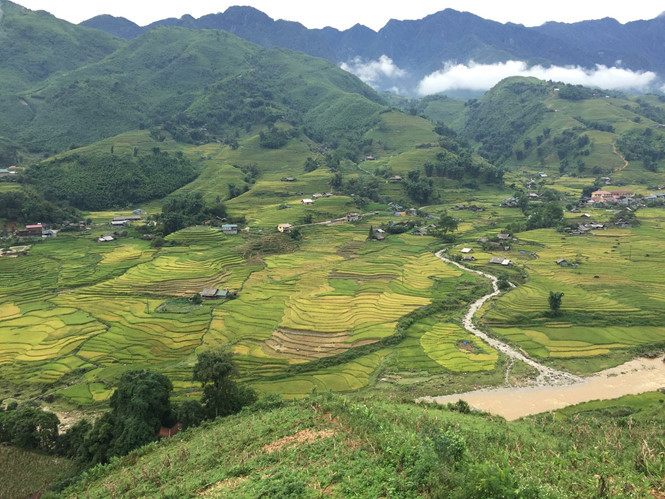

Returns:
80,6,665,95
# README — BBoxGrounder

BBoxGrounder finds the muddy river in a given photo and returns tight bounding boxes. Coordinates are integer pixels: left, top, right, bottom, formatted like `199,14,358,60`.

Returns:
419,357,665,420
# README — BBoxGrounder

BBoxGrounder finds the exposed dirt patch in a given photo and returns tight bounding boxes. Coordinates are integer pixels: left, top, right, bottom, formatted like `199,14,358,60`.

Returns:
262,429,336,454
198,476,246,497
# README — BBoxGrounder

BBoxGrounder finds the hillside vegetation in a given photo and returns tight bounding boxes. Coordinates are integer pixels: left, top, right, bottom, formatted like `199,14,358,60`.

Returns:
62,392,665,498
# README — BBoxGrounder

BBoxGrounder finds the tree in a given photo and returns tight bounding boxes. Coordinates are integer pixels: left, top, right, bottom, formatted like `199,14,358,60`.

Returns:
438,213,459,236
368,225,374,240
329,172,343,190
193,350,257,419
173,400,206,430
548,291,564,316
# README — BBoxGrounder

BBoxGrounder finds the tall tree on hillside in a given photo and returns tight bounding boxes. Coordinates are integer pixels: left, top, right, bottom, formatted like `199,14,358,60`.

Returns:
548,291,564,316
193,350,257,419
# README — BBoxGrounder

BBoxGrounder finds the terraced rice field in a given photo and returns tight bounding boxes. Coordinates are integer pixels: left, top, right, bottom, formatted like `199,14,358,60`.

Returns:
471,217,665,367
0,220,481,402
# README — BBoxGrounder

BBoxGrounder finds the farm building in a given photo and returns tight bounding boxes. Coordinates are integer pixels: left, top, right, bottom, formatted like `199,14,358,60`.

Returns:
301,199,313,205
311,193,323,199
15,224,43,237
42,229,57,238
460,248,473,254
280,177,296,182
98,235,115,243
389,176,404,182
375,234,386,241
113,215,142,222
556,259,568,265
497,233,511,241
277,223,293,233
157,423,182,438
489,257,511,266
222,224,238,235
111,220,129,227
200,288,236,299
346,213,361,222
463,256,476,261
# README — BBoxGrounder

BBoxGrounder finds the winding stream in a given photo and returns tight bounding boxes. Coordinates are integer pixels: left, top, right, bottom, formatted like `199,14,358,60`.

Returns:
418,251,665,420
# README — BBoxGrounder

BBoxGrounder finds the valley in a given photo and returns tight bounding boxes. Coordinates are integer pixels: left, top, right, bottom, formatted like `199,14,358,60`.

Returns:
1,2,665,496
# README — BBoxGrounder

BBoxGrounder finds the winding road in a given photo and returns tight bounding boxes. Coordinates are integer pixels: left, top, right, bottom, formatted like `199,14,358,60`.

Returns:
434,250,582,386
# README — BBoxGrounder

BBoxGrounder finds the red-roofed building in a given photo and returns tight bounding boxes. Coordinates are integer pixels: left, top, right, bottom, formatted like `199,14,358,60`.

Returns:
157,423,182,438
15,224,43,237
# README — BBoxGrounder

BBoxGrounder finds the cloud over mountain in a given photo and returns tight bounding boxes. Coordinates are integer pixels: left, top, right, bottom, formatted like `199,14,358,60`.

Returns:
340,55,407,87
417,61,658,95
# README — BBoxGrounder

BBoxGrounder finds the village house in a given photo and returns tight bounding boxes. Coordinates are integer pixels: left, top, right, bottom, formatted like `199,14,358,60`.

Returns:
15,224,43,237
462,255,476,262
200,288,236,300
346,213,361,222
98,235,115,243
157,423,182,439
591,190,634,204
301,198,313,205
113,215,142,222
412,227,428,236
280,177,296,182
489,256,511,266
556,258,568,266
111,220,129,227
389,176,404,182
277,223,293,233
311,193,323,199
42,229,57,238
222,224,238,235
497,233,511,241
364,155,376,161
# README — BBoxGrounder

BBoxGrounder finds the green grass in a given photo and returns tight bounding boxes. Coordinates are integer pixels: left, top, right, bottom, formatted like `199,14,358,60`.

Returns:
0,446,73,498
63,391,665,498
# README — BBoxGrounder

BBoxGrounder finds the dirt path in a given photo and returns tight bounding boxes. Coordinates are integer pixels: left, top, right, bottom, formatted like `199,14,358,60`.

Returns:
424,251,665,419
612,143,629,171
434,250,581,386
419,357,665,420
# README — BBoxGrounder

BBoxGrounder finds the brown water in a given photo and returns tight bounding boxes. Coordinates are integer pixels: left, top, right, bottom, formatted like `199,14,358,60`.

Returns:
419,357,665,420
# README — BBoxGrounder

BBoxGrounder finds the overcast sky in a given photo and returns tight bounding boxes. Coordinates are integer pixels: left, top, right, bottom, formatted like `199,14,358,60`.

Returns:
9,1,665,30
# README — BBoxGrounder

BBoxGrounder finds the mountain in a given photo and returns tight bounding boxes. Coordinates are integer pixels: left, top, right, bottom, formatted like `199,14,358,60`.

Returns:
0,5,387,153
80,7,665,94
80,14,144,39
0,1,121,92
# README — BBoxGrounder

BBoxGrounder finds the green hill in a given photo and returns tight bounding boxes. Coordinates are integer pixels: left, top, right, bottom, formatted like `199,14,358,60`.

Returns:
461,77,665,184
0,10,387,154
61,392,665,498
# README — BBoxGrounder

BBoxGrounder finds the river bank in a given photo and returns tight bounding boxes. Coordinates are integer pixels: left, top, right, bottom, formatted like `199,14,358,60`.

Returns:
418,356,665,420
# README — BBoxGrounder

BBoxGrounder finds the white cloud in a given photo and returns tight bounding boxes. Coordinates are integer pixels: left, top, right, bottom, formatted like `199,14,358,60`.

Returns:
417,60,658,95
340,55,407,87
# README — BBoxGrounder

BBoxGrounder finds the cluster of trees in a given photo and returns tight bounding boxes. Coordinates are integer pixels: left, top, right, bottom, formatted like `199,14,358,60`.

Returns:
26,150,197,210
557,84,596,101
0,138,19,167
574,116,615,133
259,125,299,149
0,350,256,477
616,128,665,172
403,170,435,204
0,188,78,224
551,130,590,162
157,192,229,236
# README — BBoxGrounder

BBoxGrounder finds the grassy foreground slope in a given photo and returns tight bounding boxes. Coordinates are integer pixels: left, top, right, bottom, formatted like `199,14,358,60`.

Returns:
64,392,665,498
